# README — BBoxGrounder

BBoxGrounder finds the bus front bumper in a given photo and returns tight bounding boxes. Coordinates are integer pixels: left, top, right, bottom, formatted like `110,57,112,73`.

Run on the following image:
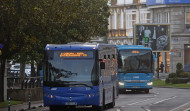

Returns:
118,81,153,89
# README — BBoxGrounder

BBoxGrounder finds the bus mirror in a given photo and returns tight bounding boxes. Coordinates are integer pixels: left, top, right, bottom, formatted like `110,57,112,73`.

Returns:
104,55,106,59
108,55,110,60
100,62,105,69
112,54,115,59
99,59,105,69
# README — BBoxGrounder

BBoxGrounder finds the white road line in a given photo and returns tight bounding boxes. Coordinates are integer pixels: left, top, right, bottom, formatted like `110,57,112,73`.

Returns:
127,98,155,105
145,109,151,111
170,101,190,111
116,109,121,111
184,107,190,111
152,96,177,105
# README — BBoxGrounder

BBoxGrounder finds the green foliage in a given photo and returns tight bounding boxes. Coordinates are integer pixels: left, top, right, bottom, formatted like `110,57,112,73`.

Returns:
168,73,177,78
176,63,183,77
165,78,170,84
178,72,189,78
0,0,110,64
154,79,190,88
0,100,23,108
176,63,183,70
171,77,180,84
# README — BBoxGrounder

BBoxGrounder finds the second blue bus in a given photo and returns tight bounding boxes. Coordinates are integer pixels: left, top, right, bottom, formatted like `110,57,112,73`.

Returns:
117,45,154,93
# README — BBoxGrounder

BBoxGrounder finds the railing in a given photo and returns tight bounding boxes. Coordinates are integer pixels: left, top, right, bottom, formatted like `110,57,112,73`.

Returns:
22,77,42,89
7,70,43,89
7,76,42,89
7,68,43,89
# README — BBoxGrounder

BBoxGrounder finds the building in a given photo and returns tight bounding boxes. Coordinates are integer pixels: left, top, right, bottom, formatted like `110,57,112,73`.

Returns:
107,0,190,73
147,0,190,73
108,0,151,45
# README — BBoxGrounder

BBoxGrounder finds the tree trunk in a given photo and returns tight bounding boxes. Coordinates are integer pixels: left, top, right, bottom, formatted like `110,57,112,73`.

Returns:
20,62,25,89
31,60,35,77
0,58,5,102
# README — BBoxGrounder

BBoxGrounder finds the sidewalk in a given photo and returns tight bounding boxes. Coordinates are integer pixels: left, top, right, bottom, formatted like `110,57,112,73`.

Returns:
0,100,43,111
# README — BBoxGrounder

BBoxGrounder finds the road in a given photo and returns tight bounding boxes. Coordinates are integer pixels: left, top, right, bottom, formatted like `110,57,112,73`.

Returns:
29,87,190,111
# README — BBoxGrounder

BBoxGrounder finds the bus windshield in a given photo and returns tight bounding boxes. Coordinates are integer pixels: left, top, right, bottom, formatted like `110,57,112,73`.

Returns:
118,49,152,73
44,50,98,87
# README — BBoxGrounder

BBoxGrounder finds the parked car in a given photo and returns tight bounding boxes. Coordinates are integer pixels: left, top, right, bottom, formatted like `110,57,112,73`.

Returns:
9,63,37,77
25,65,31,76
10,64,20,76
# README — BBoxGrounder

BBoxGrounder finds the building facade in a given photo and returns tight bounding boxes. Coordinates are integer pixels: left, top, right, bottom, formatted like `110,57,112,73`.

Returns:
147,0,190,72
108,0,151,45
107,0,190,73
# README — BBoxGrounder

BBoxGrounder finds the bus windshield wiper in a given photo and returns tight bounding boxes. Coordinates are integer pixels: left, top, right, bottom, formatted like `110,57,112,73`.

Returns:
69,83,93,89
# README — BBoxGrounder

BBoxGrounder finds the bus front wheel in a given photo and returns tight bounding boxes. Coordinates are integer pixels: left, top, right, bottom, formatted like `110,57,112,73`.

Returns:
109,88,115,108
49,106,57,111
144,89,149,93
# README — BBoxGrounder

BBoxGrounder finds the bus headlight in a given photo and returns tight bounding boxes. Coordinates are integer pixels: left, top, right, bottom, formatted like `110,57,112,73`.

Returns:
119,81,124,86
147,81,153,86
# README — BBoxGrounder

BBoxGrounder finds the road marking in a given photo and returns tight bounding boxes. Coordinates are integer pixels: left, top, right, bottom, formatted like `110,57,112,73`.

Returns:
152,96,177,105
116,109,121,111
170,101,190,111
184,107,190,111
142,106,151,111
127,98,155,105
145,109,151,111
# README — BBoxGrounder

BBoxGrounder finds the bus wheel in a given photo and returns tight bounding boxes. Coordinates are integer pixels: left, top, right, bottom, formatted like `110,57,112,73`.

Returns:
96,89,105,111
119,89,125,94
49,106,57,111
92,105,103,111
145,89,149,93
109,88,115,108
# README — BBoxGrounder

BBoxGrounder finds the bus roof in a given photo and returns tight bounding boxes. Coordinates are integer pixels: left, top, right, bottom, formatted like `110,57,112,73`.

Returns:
45,43,116,51
116,45,152,50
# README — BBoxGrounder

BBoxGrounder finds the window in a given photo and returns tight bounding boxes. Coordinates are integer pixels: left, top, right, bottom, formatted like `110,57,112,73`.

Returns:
186,12,190,31
139,9,151,23
157,12,170,23
186,12,190,24
126,10,137,36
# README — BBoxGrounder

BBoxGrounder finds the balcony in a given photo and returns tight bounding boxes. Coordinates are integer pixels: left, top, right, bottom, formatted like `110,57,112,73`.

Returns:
108,29,127,37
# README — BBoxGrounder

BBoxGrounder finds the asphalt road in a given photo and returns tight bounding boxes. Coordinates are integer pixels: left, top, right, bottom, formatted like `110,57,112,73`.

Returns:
29,87,190,111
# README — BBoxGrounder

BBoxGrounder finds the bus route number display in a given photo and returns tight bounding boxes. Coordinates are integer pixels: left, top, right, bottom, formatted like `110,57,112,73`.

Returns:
58,51,93,58
60,52,87,57
131,50,139,54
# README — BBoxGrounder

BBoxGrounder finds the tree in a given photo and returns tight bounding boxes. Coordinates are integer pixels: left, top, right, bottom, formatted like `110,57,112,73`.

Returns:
0,0,110,101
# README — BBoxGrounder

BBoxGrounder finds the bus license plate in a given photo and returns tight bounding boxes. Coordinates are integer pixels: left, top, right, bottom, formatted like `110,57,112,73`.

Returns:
65,102,77,105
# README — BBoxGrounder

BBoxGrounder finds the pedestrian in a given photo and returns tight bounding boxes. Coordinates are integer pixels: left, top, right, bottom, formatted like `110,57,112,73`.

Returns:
160,62,164,73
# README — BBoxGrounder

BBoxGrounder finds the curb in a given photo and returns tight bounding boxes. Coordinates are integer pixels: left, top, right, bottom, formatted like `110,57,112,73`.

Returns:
154,86,190,89
15,105,43,111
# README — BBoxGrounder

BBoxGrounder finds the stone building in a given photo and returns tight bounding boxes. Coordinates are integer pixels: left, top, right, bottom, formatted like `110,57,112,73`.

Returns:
107,0,190,73
108,0,151,45
147,0,190,73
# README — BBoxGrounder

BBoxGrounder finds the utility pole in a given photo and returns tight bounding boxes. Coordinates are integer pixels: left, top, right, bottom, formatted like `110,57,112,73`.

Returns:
157,52,160,79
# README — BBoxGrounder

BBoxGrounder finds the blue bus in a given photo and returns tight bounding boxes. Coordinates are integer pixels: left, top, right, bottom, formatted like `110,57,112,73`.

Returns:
117,45,154,93
43,43,118,111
